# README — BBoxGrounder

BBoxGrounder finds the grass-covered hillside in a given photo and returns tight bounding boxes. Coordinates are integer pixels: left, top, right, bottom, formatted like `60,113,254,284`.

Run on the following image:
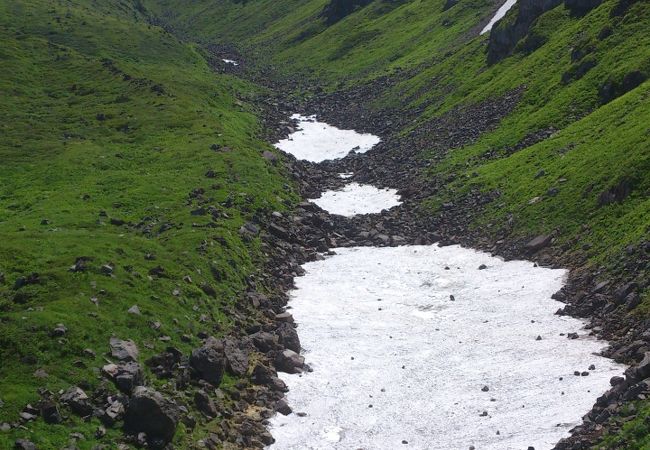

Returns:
0,1,291,447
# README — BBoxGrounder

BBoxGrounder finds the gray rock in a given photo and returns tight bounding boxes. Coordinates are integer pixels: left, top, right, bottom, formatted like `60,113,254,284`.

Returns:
275,312,294,323
239,222,260,236
194,390,218,418
124,387,180,448
525,234,553,253
276,322,301,353
40,401,62,424
223,339,249,376
275,349,305,374
115,362,143,393
102,362,143,393
190,337,226,386
127,305,141,315
61,387,92,416
51,323,67,337
14,439,37,450
610,376,625,386
615,282,638,301
635,352,650,380
103,399,125,425
262,150,278,164
251,331,277,353
276,399,292,415
109,338,139,362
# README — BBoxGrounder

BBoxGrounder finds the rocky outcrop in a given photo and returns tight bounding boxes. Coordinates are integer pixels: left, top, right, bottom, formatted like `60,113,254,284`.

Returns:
564,0,603,15
487,0,562,64
599,70,647,104
321,0,373,24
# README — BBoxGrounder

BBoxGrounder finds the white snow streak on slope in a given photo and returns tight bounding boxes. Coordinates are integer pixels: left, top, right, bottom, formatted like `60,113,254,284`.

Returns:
311,183,402,216
222,58,239,65
268,245,624,450
274,114,381,162
481,0,518,35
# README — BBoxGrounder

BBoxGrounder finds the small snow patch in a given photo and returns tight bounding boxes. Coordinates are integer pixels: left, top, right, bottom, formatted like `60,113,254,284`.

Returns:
311,183,401,216
222,58,239,66
481,0,518,35
275,114,381,162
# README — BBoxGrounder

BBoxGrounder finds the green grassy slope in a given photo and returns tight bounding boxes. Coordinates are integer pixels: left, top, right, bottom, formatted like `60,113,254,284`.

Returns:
146,0,498,82
150,0,648,281
0,1,291,448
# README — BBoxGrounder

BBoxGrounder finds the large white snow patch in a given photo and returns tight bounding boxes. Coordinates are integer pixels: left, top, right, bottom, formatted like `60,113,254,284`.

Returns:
268,245,624,450
311,183,402,216
274,114,381,162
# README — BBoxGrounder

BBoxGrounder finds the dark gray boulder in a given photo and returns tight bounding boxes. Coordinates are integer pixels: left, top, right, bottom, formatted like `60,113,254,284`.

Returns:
124,387,180,449
190,337,226,385
276,322,301,353
60,386,93,416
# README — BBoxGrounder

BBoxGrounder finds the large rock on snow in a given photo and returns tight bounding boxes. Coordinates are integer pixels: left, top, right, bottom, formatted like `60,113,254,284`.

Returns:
275,349,305,374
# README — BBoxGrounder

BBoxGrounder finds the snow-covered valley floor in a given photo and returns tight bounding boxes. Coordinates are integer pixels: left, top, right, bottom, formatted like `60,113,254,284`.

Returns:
268,115,624,449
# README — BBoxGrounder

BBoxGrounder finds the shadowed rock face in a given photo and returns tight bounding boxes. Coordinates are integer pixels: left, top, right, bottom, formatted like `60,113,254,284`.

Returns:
486,0,562,65
321,0,408,24
564,0,603,15
322,0,373,24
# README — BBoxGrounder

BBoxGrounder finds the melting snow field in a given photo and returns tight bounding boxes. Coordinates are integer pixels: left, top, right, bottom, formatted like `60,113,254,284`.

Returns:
269,245,624,450
481,0,518,34
274,114,381,162
311,183,402,216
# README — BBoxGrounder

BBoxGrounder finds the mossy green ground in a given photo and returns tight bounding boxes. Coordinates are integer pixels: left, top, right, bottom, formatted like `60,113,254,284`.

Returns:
0,1,292,448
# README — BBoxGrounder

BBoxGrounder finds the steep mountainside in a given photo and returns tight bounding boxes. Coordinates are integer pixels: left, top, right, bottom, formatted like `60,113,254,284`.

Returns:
0,1,294,448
